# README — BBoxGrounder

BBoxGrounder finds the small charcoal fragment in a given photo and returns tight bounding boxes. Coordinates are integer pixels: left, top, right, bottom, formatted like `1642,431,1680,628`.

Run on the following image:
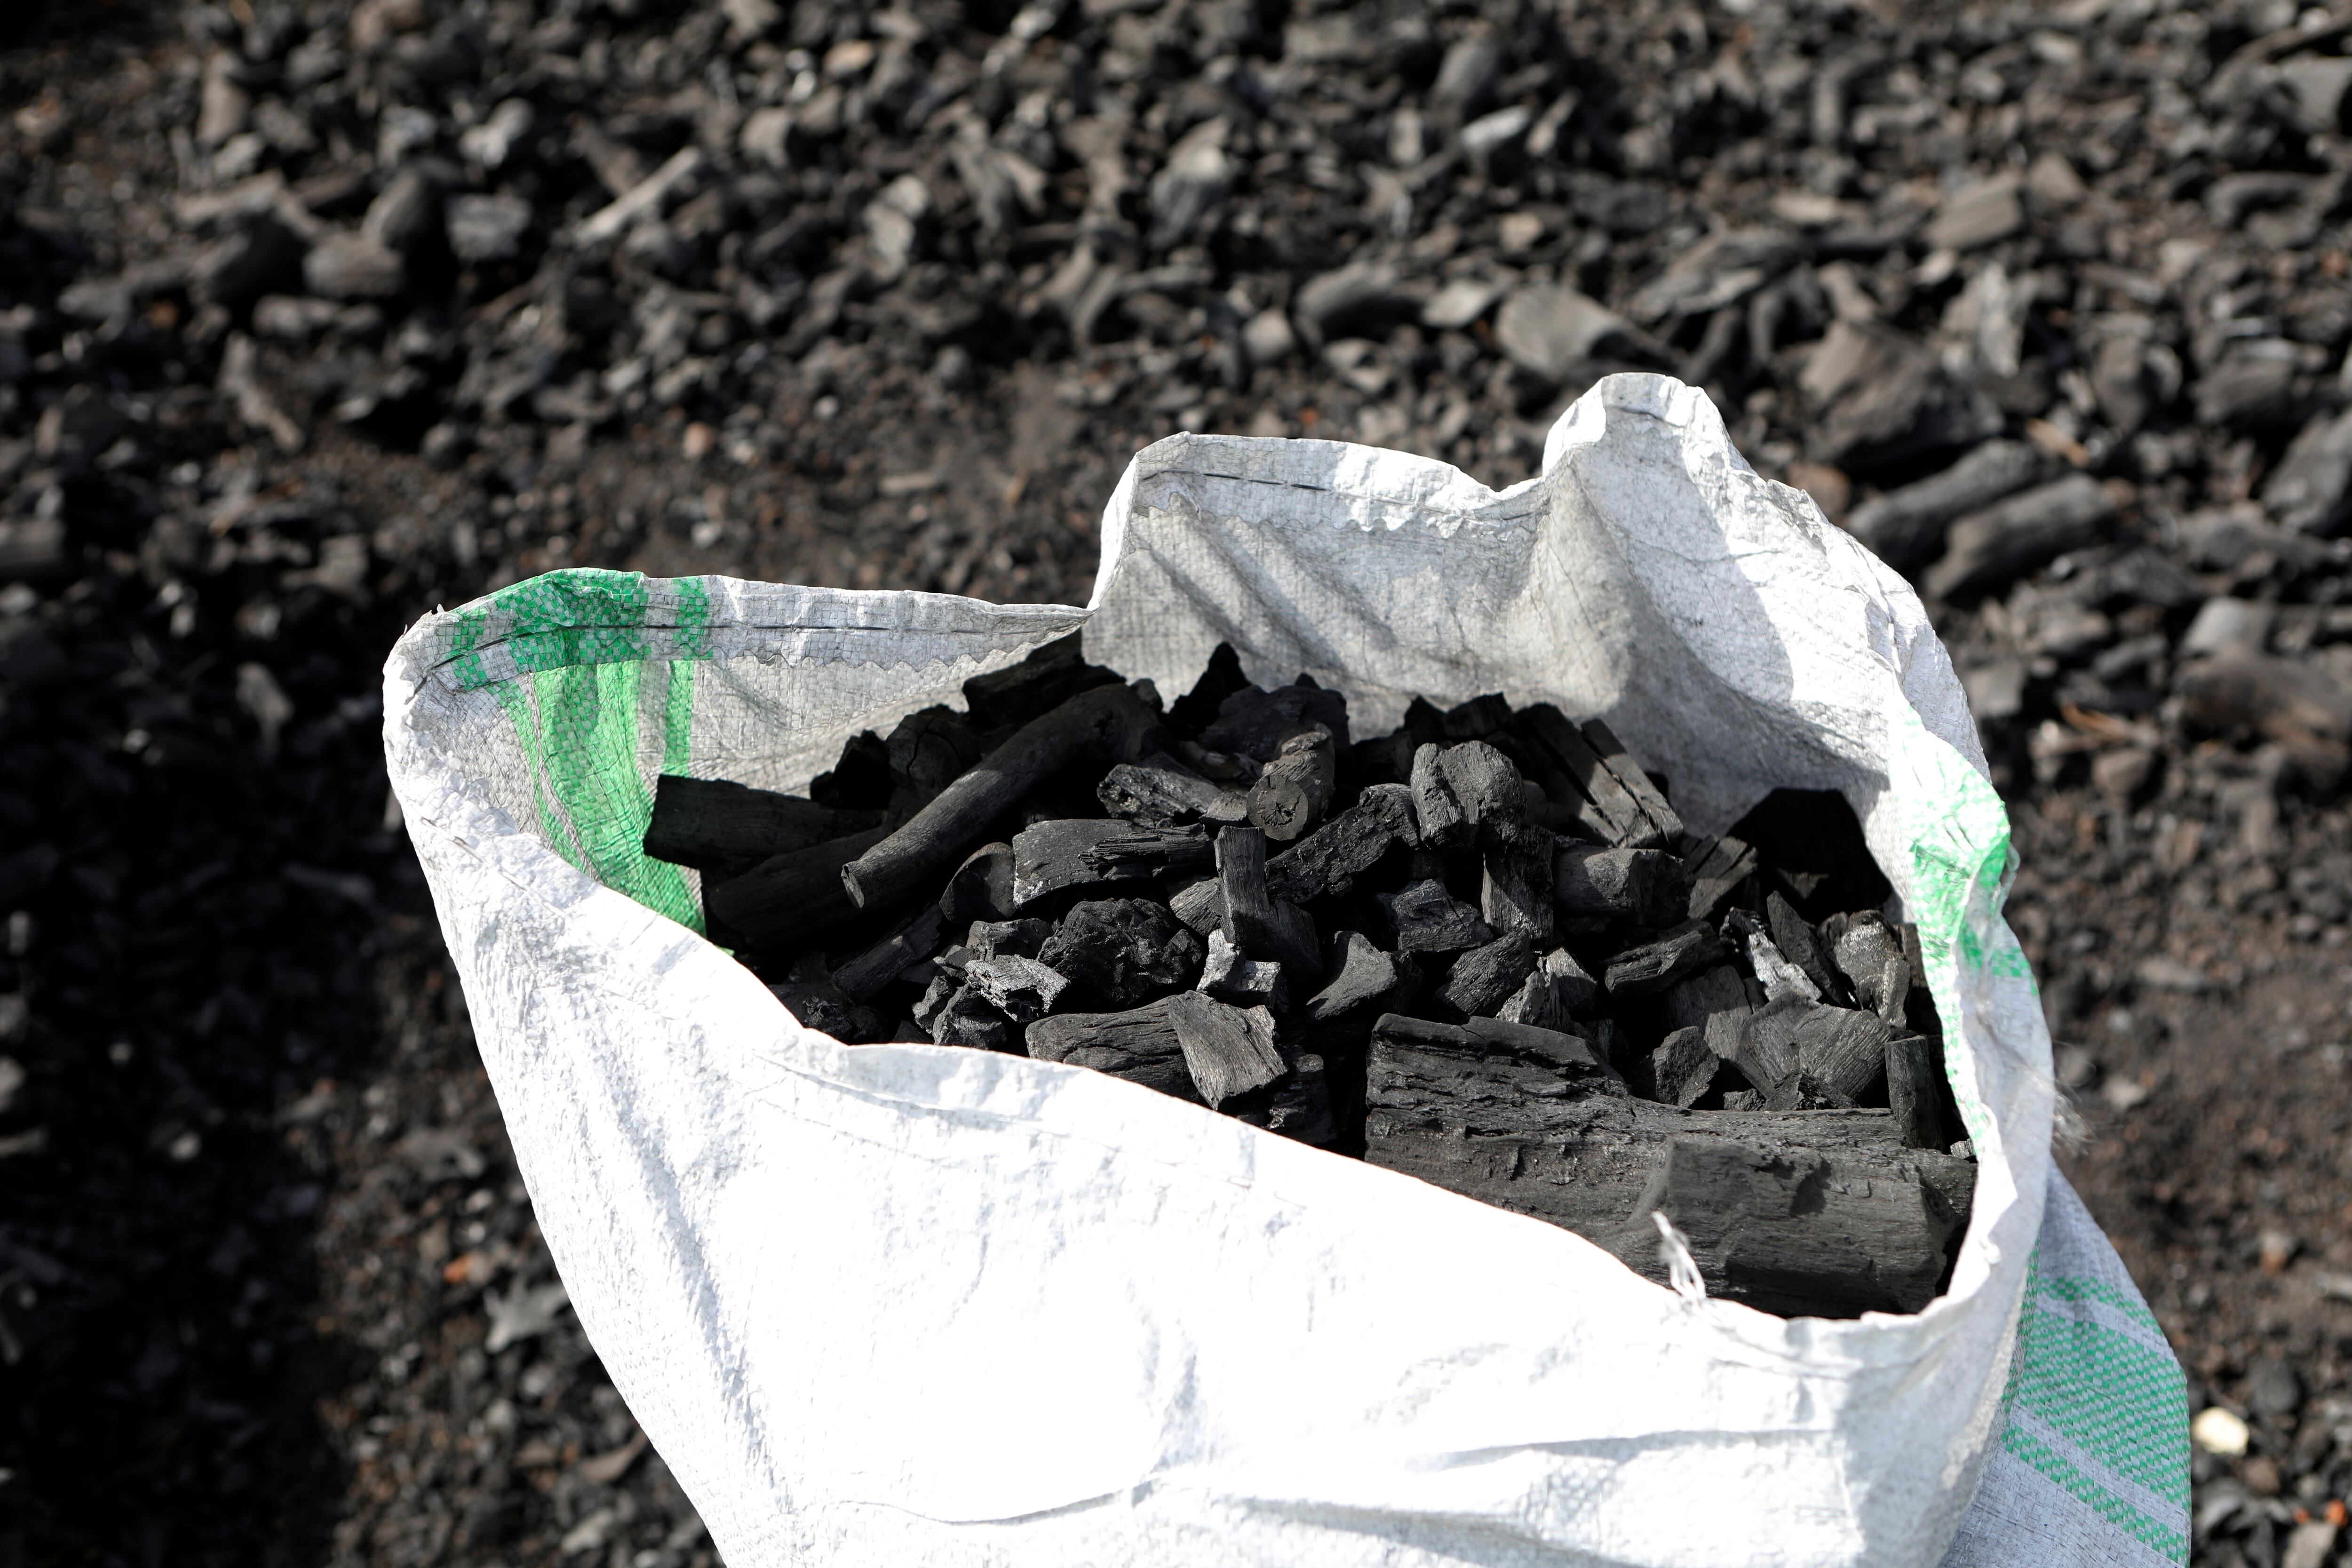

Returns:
1727,909,1821,1004
1198,928,1289,1011
768,981,882,1043
1379,878,1493,954
1825,911,1910,1026
1217,825,1322,979
1168,874,1224,934
1660,963,1759,1036
1081,823,1215,879
1408,742,1470,848
1495,947,1598,1028
1555,844,1688,926
940,841,1017,923
1166,991,1286,1109
1434,931,1538,1020
1629,1026,1724,1108
1266,784,1416,904
1303,930,1406,1022
962,955,1070,1022
929,982,1019,1051
1794,1005,1891,1103
969,918,1052,959
1766,891,1843,1003
1036,898,1205,1009
1437,740,1526,835
833,905,946,1002
1602,920,1732,995
1510,706,1679,849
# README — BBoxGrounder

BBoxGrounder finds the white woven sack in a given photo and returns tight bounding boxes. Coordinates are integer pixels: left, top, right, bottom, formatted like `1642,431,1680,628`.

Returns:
384,373,2187,1567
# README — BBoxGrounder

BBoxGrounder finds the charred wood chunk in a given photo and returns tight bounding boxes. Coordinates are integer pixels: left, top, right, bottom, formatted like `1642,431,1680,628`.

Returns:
1885,1032,1949,1152
1495,947,1599,1029
1438,693,1515,742
1824,910,1910,1026
940,841,1017,924
1098,753,1243,827
1369,1011,1624,1102
1198,928,1289,1011
768,981,882,1043
1434,931,1538,1021
1217,825,1323,979
1168,641,1251,738
1660,962,1760,1037
1304,930,1407,1022
1037,898,1206,1009
1765,891,1843,1003
1555,844,1688,926
1482,819,1555,940
1602,920,1732,996
1245,724,1337,842
1365,1026,1966,1290
706,826,894,953
643,774,885,881
1081,823,1216,879
1198,677,1351,760
1793,1004,1891,1104
1027,995,1200,1102
1438,740,1526,837
885,706,983,804
1168,874,1224,935
1899,922,1944,1038
833,905,946,1002
928,982,1020,1051
1680,833,1758,923
1612,1138,1959,1317
1725,788,1891,922
810,730,895,811
963,955,1070,1023
842,682,1164,912
1727,908,1821,1004
1576,717,1683,844
1409,742,1471,849
968,917,1052,959
1235,1051,1337,1146
1510,705,1678,849
1378,877,1494,955
1265,783,1416,905
1628,1026,1725,1109
1166,991,1286,1110
961,629,1123,733
1732,993,1809,1093
1009,819,1185,908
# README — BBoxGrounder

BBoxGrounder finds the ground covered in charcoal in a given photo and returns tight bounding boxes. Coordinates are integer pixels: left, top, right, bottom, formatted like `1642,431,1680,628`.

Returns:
9,0,2352,1559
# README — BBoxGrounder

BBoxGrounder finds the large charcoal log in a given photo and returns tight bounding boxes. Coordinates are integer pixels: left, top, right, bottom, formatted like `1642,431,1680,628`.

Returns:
642,774,885,881
1364,1021,1971,1313
841,682,1165,911
832,905,946,1001
1027,995,1200,1102
1607,1137,1960,1316
706,826,894,952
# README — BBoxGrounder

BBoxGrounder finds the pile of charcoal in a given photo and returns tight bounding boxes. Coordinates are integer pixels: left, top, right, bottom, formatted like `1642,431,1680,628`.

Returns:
644,633,1975,1320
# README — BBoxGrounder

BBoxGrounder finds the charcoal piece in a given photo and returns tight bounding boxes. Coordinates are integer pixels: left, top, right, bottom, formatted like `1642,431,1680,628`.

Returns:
1765,891,1843,1004
833,905,946,1002
1264,785,1417,905
929,983,1018,1051
843,683,1163,911
1199,679,1351,760
1028,995,1199,1102
1726,791,1891,922
1037,898,1205,1009
940,842,1017,923
1731,994,1810,1091
962,955,1069,1023
1510,706,1679,849
1371,1012,1622,1089
1304,930,1406,1022
1609,1138,1959,1316
912,973,957,1032
885,707,983,802
642,774,886,881
1481,818,1556,940
1082,824,1215,879
1197,929,1288,1011
1885,1033,1948,1151
768,981,882,1043
1217,826,1322,979
1795,1006,1891,1103
968,918,1052,959
1166,991,1286,1110
810,730,894,811
1434,931,1538,1021
1627,1026,1724,1108
1660,962,1760,1036
1681,834,1759,923
1364,1027,1971,1307
1010,819,1163,907
960,630,1122,732
1235,1052,1337,1146
2264,406,2352,534
1922,473,2116,603
1844,439,2042,573
1378,878,1494,955
1168,875,1224,934
1438,740,1526,835
1245,724,1337,842
1168,641,1250,736
1825,911,1909,1025
1728,908,1821,1004
1495,947,1599,1028
1602,921,1732,996
1438,693,1516,741
1555,844,1688,926
1097,754,1241,826
1409,742,1470,849
705,826,894,952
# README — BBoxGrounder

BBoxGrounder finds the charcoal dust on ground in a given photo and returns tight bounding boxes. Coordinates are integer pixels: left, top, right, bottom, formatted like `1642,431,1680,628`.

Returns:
3,0,2352,1559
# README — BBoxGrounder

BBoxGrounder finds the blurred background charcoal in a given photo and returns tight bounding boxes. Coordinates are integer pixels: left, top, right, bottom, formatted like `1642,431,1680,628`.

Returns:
6,0,2352,1557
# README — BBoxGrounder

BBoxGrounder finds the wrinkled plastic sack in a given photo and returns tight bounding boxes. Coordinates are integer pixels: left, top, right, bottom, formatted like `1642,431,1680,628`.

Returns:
384,374,2188,1568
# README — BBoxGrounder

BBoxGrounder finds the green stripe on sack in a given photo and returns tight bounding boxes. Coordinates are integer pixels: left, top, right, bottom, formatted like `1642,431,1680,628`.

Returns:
2001,1425,2189,1562
452,569,712,931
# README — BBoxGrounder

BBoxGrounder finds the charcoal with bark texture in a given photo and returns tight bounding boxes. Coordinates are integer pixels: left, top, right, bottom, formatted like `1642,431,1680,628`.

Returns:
1378,877,1493,955
1197,929,1288,1011
1027,996,1200,1102
1098,754,1242,827
1603,921,1732,995
1008,819,1173,907
1037,898,1206,1010
1510,707,1681,849
1244,724,1337,842
1166,991,1286,1110
1433,931,1538,1021
1886,1033,1950,1152
1217,825,1322,979
1265,784,1417,904
962,955,1070,1023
